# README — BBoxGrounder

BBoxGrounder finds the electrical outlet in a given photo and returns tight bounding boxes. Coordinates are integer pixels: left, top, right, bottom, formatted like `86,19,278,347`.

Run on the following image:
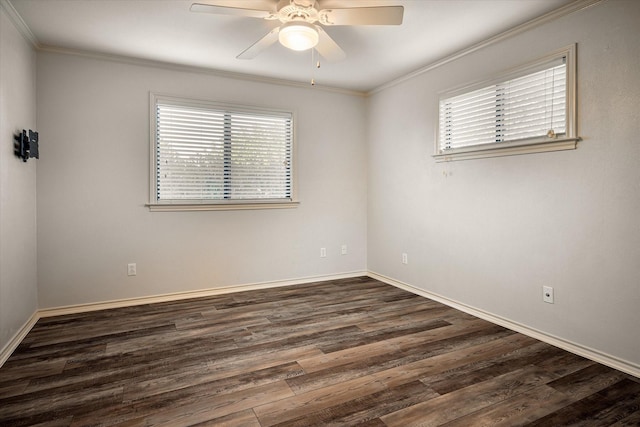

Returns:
341,244,347,255
320,247,326,258
543,286,554,304
402,253,408,264
127,263,137,276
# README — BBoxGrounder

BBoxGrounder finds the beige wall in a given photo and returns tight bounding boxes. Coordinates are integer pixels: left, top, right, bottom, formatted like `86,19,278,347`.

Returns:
0,7,38,353
367,0,640,369
36,52,368,308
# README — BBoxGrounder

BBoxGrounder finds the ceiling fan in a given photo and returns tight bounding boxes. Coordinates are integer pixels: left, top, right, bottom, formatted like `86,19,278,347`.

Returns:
190,0,404,62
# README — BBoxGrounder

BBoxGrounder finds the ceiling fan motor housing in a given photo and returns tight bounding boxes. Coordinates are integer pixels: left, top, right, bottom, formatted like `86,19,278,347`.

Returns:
275,0,320,24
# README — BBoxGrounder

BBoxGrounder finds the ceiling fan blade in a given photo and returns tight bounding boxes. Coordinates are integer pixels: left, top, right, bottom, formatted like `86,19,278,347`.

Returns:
315,27,346,63
237,27,280,59
319,6,404,26
190,3,275,19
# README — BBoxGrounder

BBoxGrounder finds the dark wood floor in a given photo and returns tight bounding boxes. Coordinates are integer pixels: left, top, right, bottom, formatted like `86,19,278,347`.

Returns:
1,277,639,426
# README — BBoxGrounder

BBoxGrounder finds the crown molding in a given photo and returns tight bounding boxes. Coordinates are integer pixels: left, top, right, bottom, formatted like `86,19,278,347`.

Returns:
2,0,603,97
368,0,604,96
0,0,39,47
2,0,363,96
37,44,366,97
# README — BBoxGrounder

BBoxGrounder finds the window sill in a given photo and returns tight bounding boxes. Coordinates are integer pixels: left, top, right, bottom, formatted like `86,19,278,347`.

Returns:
433,137,580,162
147,200,300,212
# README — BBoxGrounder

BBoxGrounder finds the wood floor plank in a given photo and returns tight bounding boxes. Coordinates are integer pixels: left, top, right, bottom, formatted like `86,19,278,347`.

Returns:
120,380,294,427
546,362,629,400
296,318,491,375
188,409,262,427
25,323,178,353
26,417,75,427
316,318,452,354
0,380,28,399
235,312,376,347
254,373,388,426
307,325,514,394
69,380,293,427
201,344,323,381
610,409,640,426
526,378,640,426
287,324,514,394
103,322,248,355
425,340,565,394
380,365,557,426
0,358,67,383
355,305,454,333
0,276,637,426
206,326,361,370
5,341,107,365
175,310,272,330
268,380,439,427
63,347,321,426
372,332,541,389
440,384,574,426
533,349,597,378
0,384,124,426
123,360,304,401
24,315,182,348
58,336,239,379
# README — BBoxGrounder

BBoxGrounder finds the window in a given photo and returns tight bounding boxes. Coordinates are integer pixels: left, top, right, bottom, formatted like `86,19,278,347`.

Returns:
435,45,578,161
149,94,296,211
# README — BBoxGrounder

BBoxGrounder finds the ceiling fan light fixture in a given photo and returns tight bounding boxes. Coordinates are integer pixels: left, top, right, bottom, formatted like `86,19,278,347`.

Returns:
278,21,319,51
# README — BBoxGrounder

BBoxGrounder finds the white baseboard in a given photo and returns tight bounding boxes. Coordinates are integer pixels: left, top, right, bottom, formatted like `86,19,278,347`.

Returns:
368,271,640,379
38,271,368,318
1,271,365,367
6,270,637,379
0,311,39,368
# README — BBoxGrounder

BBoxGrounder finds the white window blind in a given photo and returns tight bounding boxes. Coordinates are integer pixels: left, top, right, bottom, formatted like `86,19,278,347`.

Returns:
153,98,293,204
435,46,577,161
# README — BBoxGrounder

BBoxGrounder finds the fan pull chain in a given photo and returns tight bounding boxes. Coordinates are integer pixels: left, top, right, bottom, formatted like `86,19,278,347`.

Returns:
310,49,321,86
311,49,316,85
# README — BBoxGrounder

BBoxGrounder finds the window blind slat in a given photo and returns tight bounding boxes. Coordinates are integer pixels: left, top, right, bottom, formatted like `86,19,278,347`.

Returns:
156,101,293,201
439,61,567,150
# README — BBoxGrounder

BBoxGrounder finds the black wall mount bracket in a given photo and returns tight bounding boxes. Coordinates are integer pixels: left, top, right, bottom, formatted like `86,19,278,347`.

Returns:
14,129,39,162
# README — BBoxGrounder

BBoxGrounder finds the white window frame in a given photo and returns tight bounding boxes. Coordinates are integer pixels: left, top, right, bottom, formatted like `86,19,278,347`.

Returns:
148,93,298,211
434,44,578,162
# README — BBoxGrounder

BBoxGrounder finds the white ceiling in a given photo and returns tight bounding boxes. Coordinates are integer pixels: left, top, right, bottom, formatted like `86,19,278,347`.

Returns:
7,0,575,92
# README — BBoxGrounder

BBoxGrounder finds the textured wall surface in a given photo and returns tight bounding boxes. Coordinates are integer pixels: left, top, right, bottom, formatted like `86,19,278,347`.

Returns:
367,0,640,368
36,52,368,308
0,7,38,353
